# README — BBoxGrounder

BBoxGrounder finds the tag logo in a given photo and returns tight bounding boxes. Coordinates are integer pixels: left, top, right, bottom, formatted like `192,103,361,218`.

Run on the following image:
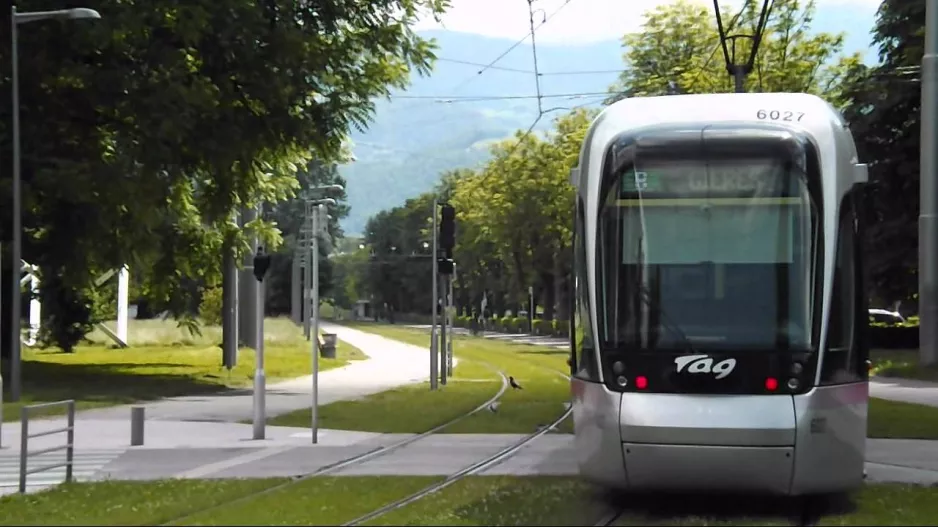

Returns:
674,354,737,380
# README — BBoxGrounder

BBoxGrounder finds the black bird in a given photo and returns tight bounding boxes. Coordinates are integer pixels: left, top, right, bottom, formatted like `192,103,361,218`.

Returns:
509,376,523,390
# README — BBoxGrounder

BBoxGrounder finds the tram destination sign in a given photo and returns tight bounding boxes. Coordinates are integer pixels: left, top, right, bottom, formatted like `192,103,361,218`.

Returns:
620,159,790,196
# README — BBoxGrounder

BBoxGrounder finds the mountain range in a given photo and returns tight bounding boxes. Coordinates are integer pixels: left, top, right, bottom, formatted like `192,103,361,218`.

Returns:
338,8,880,236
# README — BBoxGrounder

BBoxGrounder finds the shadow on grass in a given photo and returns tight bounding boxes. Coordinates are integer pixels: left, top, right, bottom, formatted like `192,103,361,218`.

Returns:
438,478,859,526
594,489,857,525
1,359,236,418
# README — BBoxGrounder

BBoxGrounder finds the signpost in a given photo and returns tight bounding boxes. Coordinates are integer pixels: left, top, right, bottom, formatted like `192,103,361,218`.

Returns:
251,246,271,440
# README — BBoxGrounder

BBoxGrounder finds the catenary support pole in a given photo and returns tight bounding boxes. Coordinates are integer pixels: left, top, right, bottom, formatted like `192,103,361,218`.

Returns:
430,199,439,390
921,0,938,366
311,204,322,443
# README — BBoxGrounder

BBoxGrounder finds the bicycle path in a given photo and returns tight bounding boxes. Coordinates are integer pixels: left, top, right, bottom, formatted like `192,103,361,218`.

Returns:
67,322,438,423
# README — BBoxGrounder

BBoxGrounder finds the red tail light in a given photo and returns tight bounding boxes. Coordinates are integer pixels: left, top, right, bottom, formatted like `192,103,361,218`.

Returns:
635,376,648,390
765,377,778,391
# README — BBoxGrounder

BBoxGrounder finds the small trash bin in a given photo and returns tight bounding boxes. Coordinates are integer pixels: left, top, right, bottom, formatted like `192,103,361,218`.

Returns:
321,333,338,359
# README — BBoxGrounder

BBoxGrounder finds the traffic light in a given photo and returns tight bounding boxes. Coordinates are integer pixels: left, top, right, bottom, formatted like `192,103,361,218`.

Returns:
438,258,454,275
440,204,455,252
253,246,271,282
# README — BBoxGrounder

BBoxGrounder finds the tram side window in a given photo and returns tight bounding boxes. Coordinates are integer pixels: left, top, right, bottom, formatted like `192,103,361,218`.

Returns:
574,200,599,381
822,200,862,385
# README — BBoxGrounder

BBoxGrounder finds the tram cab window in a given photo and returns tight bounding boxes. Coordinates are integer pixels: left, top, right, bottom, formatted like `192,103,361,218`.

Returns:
821,194,866,384
596,153,820,353
573,199,599,380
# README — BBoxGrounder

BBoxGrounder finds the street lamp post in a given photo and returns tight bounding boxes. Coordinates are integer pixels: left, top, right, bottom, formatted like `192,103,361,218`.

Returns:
8,5,101,402
298,185,343,336
304,197,336,444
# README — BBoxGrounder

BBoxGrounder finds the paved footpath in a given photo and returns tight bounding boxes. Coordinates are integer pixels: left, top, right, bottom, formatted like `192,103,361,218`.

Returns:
0,322,445,494
2,323,938,496
73,322,440,423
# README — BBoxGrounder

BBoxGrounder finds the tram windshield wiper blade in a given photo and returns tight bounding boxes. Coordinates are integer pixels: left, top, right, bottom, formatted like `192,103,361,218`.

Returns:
635,282,701,356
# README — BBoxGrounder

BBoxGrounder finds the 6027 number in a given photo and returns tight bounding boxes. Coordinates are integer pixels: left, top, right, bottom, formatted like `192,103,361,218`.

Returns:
756,109,805,122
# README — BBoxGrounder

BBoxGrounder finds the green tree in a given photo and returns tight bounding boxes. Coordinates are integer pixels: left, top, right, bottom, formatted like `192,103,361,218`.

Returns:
264,159,350,315
362,193,436,321
450,109,594,320
607,0,862,105
841,0,923,306
0,0,448,354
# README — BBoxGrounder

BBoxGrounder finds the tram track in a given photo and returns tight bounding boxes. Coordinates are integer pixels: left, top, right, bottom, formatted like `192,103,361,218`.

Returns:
342,401,574,526
160,360,513,526
340,362,575,526
592,506,625,526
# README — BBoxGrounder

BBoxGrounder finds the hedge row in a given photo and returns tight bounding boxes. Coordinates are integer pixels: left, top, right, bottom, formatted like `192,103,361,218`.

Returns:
379,313,918,348
452,316,570,338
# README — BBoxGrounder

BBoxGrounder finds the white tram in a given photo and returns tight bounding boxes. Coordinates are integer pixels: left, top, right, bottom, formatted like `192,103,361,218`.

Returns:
568,93,870,496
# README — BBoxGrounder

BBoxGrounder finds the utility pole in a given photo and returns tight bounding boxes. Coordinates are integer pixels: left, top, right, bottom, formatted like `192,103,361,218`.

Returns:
251,245,271,440
311,203,324,443
302,202,312,339
440,272,447,386
430,199,439,391
1,242,3,448
221,231,239,371
921,0,938,366
299,196,336,442
447,265,455,377
239,206,259,346
438,203,456,386
291,255,301,325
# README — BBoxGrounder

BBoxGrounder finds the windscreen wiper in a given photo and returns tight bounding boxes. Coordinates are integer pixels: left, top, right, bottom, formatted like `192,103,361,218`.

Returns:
634,281,701,356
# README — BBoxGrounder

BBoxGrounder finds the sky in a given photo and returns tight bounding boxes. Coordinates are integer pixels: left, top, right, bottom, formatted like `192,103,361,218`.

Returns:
413,0,883,46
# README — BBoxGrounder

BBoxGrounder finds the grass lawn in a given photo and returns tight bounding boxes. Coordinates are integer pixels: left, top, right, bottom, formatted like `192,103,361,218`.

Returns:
361,476,938,526
2,476,936,526
868,397,938,439
338,322,572,434
2,317,366,422
269,359,504,432
0,479,289,526
870,348,938,382
0,477,442,526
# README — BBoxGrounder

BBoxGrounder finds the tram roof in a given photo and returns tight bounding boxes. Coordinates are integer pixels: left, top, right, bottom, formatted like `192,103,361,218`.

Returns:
591,92,847,140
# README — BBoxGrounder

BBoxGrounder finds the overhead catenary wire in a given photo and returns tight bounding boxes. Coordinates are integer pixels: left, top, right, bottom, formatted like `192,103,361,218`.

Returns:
435,57,623,76
682,0,753,92
445,0,577,94
388,90,610,102
712,0,774,90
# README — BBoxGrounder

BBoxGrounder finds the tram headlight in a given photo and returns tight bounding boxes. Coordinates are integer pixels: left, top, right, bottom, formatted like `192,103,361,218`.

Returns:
787,378,800,391
791,362,804,376
612,361,625,375
616,375,628,387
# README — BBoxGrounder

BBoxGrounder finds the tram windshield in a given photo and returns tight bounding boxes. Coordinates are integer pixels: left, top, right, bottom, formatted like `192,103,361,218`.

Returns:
597,148,820,352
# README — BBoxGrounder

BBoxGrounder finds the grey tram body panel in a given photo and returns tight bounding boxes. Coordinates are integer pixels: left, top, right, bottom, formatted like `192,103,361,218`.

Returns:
569,93,869,496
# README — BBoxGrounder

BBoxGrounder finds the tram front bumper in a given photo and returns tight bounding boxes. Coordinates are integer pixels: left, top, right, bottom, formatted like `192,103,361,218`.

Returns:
621,443,795,494
619,392,797,495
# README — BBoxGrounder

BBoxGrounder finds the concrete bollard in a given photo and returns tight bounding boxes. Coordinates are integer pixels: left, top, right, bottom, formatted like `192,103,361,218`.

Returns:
130,406,145,446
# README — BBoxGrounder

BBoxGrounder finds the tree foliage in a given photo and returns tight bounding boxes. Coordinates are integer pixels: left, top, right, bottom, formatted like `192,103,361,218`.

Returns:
608,0,863,106
0,0,447,353
264,159,351,316
841,0,923,307
342,0,909,324
336,109,594,322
